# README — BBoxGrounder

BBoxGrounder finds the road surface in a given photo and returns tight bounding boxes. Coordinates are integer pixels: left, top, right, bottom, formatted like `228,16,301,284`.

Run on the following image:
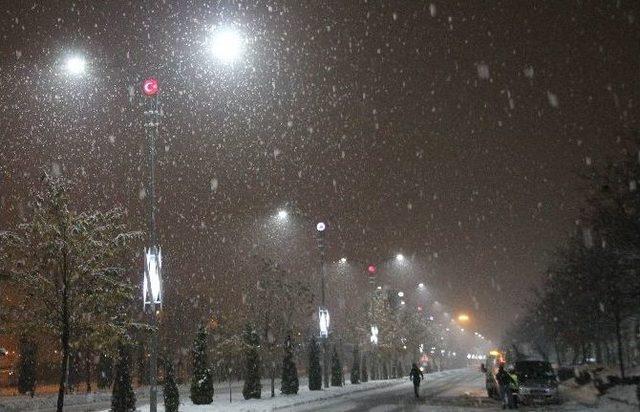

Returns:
286,368,497,411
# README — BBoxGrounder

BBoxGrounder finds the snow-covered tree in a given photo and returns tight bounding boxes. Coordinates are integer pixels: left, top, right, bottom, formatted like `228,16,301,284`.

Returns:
308,336,322,390
0,175,140,412
246,259,314,395
163,359,180,412
330,346,343,386
111,342,136,412
281,334,299,395
190,324,213,405
242,323,262,400
17,338,37,396
350,345,360,384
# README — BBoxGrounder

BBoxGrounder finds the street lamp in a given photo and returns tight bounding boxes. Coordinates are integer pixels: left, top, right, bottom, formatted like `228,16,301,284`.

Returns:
457,314,470,323
277,209,288,220
209,26,244,64
396,253,405,262
63,55,86,75
315,220,330,388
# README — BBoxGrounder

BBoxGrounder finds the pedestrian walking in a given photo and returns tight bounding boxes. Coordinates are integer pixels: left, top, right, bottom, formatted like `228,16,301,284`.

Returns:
409,363,424,399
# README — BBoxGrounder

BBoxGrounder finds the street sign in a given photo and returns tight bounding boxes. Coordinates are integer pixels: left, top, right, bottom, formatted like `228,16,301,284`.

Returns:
142,77,159,96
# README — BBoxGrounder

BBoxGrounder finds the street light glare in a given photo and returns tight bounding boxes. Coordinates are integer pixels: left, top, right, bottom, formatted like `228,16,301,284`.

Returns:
209,27,244,64
397,291,404,297
458,314,470,322
339,257,347,264
418,282,425,288
277,210,288,220
396,253,405,261
316,222,326,232
64,56,86,75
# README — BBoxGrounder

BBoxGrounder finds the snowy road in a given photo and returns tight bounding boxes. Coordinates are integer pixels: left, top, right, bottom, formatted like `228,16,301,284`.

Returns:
284,368,495,411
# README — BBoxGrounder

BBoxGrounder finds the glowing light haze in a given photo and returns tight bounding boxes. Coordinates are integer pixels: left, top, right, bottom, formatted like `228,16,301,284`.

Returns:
63,56,86,75
209,27,244,64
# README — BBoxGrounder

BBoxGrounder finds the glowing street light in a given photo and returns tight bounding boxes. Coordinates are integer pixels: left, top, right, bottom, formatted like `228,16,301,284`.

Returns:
316,221,326,232
277,209,288,220
418,282,425,288
396,253,405,261
64,56,86,75
457,314,470,323
397,291,404,298
209,27,244,64
339,257,347,264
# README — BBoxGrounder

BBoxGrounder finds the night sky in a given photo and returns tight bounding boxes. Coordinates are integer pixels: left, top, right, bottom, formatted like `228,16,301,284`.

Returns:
1,1,638,341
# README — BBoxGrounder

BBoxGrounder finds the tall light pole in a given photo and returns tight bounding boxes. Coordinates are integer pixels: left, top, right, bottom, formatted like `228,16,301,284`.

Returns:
142,76,162,412
57,54,87,398
315,221,330,388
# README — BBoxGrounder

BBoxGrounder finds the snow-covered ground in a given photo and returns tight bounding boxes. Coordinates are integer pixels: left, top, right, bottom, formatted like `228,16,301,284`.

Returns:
559,368,639,412
0,375,403,411
104,378,405,412
1,368,638,411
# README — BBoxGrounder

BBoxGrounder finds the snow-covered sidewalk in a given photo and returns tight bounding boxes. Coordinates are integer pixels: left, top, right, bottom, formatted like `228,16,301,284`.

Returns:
124,379,405,412
560,376,639,412
0,377,408,411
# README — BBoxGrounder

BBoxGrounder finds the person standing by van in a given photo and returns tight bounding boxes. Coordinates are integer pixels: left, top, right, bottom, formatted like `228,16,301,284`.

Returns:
496,364,517,409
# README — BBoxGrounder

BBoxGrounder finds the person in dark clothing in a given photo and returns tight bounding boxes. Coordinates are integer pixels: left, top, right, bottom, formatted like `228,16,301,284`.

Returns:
496,364,517,409
409,363,424,399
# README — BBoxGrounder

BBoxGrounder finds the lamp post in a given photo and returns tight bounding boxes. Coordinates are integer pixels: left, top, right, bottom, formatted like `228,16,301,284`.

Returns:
270,209,336,386
142,76,162,412
315,221,330,388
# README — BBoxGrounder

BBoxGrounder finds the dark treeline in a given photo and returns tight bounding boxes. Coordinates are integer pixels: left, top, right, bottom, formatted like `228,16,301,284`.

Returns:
504,134,640,378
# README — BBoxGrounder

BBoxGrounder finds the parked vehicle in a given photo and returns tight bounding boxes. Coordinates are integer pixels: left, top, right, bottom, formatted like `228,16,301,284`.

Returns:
513,360,560,404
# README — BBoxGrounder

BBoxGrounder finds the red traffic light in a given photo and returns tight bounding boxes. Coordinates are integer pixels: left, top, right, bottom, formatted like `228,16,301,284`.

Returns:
367,265,377,274
142,77,159,96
